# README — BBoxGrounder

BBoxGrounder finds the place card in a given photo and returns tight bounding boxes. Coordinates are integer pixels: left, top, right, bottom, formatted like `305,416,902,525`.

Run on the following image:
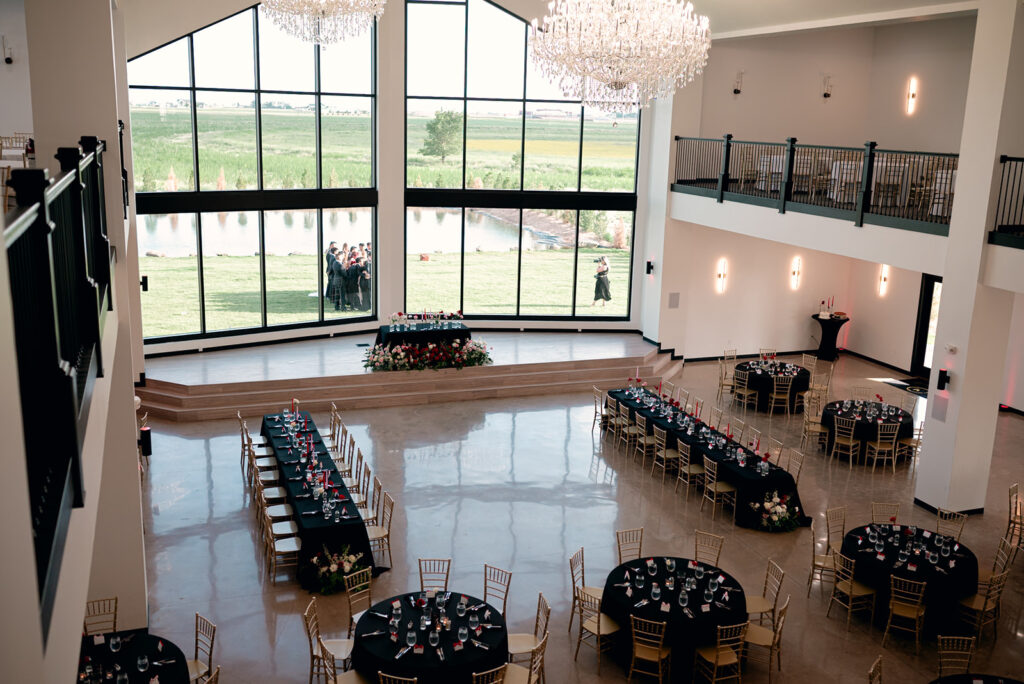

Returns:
453,641,464,652
413,645,424,655
949,560,956,568
625,587,633,597
92,635,105,646
484,609,491,621
474,626,483,637
908,563,918,572
922,530,932,538
717,574,726,584
390,632,398,643
701,604,711,613
391,600,402,610
875,553,885,561
660,602,671,613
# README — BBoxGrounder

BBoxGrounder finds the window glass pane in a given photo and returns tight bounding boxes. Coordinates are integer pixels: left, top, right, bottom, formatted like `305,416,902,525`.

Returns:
265,209,320,325
407,3,466,98
322,96,372,188
406,207,462,313
407,99,464,189
200,211,261,331
463,208,518,315
466,0,524,99
324,208,374,318
519,209,576,315
576,210,632,315
258,11,315,92
128,39,190,87
581,111,638,192
526,39,573,101
320,31,372,94
261,94,316,189
523,103,580,191
137,213,200,337
129,89,194,192
196,91,258,190
465,101,521,190
193,10,255,89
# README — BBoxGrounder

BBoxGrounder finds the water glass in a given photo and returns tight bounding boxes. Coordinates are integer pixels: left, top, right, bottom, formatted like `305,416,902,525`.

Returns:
456,602,467,618
468,613,479,630
928,552,939,565
108,635,121,653
428,630,440,648
709,578,719,593
635,574,645,590
392,605,402,622
137,656,149,672
941,544,951,558
695,566,705,581
703,589,714,603
875,541,885,553
116,673,129,684
458,626,469,642
651,584,661,601
420,614,428,631
406,630,417,647
678,590,688,607
898,548,908,563
647,562,657,577
665,559,676,574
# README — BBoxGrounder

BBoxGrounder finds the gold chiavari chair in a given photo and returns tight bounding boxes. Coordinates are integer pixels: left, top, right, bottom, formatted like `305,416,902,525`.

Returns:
677,388,691,413
977,534,1014,588
830,416,859,469
186,613,216,683
662,380,676,399
378,674,417,684
826,506,847,553
743,595,789,684
84,597,118,636
765,438,784,467
853,386,874,402
418,558,452,593
868,655,882,684
730,419,746,446
606,397,627,441
651,427,680,484
258,488,297,540
634,415,658,466
708,406,724,431
628,616,671,683
767,374,795,420
900,393,917,415
592,386,610,431
958,570,1010,641
936,508,968,541
304,598,353,682
674,442,704,500
801,353,817,373
567,547,603,635
826,553,876,631
786,449,804,484
799,392,829,451
616,527,644,564
508,593,550,664
360,476,383,526
574,591,620,674
366,492,394,568
937,635,975,677
484,564,513,616
897,424,923,467
350,462,372,509
746,559,785,627
700,458,736,522
716,360,735,402
759,348,777,358
506,631,547,684
882,576,926,653
744,427,762,454
871,502,900,525
732,370,757,418
694,623,747,684
204,666,221,684
344,568,373,637
695,529,725,567
263,508,300,584
344,449,365,495
723,348,737,365
618,404,641,453
1004,483,1022,557
865,422,900,474
810,361,833,396
807,521,835,596
472,665,508,684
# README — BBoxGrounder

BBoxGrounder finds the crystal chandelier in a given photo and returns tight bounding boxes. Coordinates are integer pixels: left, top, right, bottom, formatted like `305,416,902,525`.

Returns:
261,0,386,44
529,0,711,113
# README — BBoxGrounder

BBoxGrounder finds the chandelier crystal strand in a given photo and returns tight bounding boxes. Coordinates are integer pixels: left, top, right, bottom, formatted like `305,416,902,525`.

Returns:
530,0,710,114
261,0,386,44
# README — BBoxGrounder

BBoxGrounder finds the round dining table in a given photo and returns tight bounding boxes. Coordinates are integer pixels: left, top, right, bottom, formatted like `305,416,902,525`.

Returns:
351,591,509,683
601,556,747,670
734,361,810,412
820,399,914,462
78,629,189,683
929,676,1024,684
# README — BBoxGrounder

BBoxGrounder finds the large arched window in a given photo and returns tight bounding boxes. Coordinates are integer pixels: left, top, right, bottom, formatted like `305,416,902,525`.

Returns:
129,6,376,339
405,0,638,319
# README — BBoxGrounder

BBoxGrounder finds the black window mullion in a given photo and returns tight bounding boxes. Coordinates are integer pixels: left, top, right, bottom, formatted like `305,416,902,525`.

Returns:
515,208,523,316
569,210,580,316
259,210,268,327
577,106,585,192
253,9,265,192
314,42,325,322
461,0,469,192
187,35,200,190
195,213,207,334
317,208,325,321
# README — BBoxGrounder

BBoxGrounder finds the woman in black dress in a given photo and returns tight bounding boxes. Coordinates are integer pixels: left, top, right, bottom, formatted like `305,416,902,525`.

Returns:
592,256,611,307
327,248,344,310
357,256,371,311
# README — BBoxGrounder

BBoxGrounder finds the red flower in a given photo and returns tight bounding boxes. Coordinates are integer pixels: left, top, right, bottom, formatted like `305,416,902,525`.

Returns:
889,516,896,523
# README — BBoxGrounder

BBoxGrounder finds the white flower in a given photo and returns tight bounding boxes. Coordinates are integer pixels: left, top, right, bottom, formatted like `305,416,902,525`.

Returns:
329,563,338,573
771,515,778,522
772,496,780,504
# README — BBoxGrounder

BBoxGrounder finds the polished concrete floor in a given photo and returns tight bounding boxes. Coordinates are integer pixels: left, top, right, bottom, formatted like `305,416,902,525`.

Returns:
142,352,1024,683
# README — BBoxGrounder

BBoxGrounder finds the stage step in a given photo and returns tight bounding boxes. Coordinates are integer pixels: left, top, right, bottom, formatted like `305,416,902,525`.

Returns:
138,349,682,421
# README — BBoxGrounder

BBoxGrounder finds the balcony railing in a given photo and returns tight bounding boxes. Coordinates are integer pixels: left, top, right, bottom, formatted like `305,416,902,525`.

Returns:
3,136,112,641
989,155,1024,249
673,135,958,236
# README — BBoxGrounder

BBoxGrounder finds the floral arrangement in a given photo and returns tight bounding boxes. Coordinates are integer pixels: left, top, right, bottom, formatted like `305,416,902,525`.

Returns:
388,310,464,325
364,338,492,372
751,491,800,532
307,545,365,595
875,393,884,403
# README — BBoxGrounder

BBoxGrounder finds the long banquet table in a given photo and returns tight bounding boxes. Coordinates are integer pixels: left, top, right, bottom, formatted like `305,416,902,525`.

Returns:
609,389,811,531
375,322,471,348
261,411,378,586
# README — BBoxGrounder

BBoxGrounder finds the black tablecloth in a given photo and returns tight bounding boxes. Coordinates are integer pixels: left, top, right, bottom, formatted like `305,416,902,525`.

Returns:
930,676,1024,684
734,361,810,412
261,412,378,585
609,389,810,531
78,630,189,683
840,525,978,632
820,400,914,461
375,322,471,348
602,557,746,681
812,314,849,361
352,592,508,683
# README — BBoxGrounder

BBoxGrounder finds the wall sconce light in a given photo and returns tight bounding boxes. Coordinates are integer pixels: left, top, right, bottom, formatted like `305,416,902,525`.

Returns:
716,257,728,294
732,71,744,96
822,75,833,101
2,35,12,65
906,76,918,115
790,256,802,290
646,260,655,275
878,264,890,296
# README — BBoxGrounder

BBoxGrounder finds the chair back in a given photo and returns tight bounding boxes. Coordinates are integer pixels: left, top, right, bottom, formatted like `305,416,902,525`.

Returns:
533,593,551,638
653,427,668,455
677,442,692,469
569,547,586,592
745,427,761,452
484,564,513,615
710,623,748,666
303,598,322,656
889,576,926,611
663,380,676,398
787,449,803,484
379,674,418,684
616,527,644,564
379,492,395,532
982,570,1010,612
635,414,648,435
695,529,724,567
344,567,373,616
772,595,791,648
678,388,691,411
418,558,452,592
762,560,785,611
766,438,784,465
901,394,917,413
772,374,794,395
369,476,383,520
825,506,846,550
853,386,873,401
801,353,817,372
834,553,856,584
733,369,749,392
732,419,746,443
593,386,605,414
709,406,723,430
871,502,900,525
834,416,856,440
992,535,1014,574
937,635,975,676
618,403,631,424
472,664,507,683
577,590,605,632
936,508,967,541
875,421,899,447
84,597,118,636
759,348,776,357
723,349,737,364
702,456,719,490
528,631,549,678
630,615,667,653
193,613,216,672
868,655,882,684
692,396,706,420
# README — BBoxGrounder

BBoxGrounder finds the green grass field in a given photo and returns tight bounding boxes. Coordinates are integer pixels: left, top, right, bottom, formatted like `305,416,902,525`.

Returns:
139,248,630,337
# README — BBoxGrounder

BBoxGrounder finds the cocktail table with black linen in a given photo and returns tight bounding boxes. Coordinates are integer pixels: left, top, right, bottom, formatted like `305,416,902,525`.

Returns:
929,676,1024,684
375,322,471,348
602,557,746,675
261,411,378,585
840,524,978,631
734,360,810,412
608,388,811,531
351,592,508,683
78,629,189,683
820,400,914,461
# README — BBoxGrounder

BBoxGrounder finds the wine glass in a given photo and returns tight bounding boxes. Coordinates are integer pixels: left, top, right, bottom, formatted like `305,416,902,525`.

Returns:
116,673,129,684
665,558,676,574
458,626,469,642
468,613,479,630
406,630,417,647
898,548,908,563
108,635,121,653
709,578,719,593
651,584,661,601
428,630,440,648
647,562,657,577
694,566,705,581
456,602,467,618
137,656,149,672
392,605,402,622
703,589,714,603
678,590,688,607
941,544,951,558
635,574,645,590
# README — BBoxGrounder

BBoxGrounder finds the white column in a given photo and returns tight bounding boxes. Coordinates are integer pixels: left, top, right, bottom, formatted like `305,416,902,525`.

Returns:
914,0,1022,512
636,97,674,342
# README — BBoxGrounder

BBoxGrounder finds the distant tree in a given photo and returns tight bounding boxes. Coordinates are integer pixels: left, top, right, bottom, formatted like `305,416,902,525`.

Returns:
300,169,311,188
235,172,246,190
434,173,444,188
303,211,314,229
138,167,150,192
216,167,227,191
419,111,463,163
238,212,248,226
328,167,339,188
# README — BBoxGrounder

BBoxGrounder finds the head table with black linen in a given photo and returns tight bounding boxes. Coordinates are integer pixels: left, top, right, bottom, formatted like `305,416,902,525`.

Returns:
608,388,811,531
734,360,810,413
78,629,189,683
930,676,1024,684
261,411,379,585
602,557,747,676
351,592,509,683
820,399,914,462
375,321,471,348
840,524,978,632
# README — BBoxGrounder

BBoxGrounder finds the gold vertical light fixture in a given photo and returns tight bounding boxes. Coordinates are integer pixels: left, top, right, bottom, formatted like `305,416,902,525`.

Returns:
716,257,728,294
790,256,802,290
906,77,918,115
879,264,890,296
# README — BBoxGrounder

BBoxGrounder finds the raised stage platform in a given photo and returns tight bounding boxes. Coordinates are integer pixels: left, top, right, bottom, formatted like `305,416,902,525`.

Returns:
138,331,683,421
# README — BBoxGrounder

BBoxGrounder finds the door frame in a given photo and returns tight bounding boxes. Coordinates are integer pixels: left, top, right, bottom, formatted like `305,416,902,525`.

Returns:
910,273,943,377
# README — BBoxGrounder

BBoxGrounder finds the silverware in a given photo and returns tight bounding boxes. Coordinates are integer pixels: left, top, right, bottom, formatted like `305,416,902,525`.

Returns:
369,611,390,619
633,599,649,608
470,639,489,650
362,631,387,637
395,646,412,660
436,648,445,661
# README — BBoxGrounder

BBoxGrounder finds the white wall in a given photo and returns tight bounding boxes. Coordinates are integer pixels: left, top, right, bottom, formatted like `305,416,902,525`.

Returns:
1003,293,1024,410
0,0,33,131
122,0,252,57
844,259,922,371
